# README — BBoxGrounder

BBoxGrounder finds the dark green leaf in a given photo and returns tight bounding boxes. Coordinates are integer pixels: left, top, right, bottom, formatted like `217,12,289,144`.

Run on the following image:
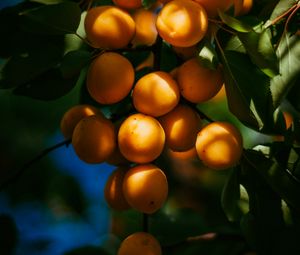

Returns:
238,29,279,77
60,50,92,79
221,51,273,131
218,11,253,33
287,76,300,112
20,2,81,35
270,32,300,108
13,68,78,100
221,166,243,222
243,149,300,210
0,44,63,89
197,39,219,70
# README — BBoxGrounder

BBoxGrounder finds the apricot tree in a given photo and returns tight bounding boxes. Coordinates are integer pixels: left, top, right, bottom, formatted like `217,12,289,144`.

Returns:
0,0,299,255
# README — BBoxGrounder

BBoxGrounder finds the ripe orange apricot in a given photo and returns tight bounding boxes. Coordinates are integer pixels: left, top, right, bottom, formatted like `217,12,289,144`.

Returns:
122,164,168,214
159,104,202,151
118,232,162,255
132,71,180,117
113,0,142,9
72,115,116,164
193,0,233,17
177,58,223,103
60,104,103,139
86,52,135,104
118,113,165,163
234,0,253,16
84,6,135,49
131,8,158,47
195,121,243,170
105,167,131,211
156,0,208,47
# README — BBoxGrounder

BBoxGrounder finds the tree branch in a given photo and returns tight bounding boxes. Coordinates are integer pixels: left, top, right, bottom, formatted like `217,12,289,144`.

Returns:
0,139,72,192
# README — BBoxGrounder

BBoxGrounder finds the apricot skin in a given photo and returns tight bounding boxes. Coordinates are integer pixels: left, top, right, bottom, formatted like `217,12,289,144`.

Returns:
195,122,243,170
118,232,162,255
72,115,116,164
118,113,165,164
122,164,168,214
86,52,135,105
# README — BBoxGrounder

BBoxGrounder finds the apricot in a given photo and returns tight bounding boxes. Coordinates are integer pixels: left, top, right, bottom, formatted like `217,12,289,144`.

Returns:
118,232,162,255
193,0,233,17
105,167,131,211
132,71,180,117
113,0,142,9
195,121,243,170
118,113,165,163
159,104,202,151
234,0,253,16
84,6,135,49
72,115,116,163
131,8,158,47
177,58,223,103
86,52,135,104
122,164,168,214
156,0,208,47
60,104,102,139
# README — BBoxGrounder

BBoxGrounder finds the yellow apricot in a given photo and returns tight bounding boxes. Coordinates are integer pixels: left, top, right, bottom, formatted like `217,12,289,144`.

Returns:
118,232,162,255
193,0,233,17
86,52,135,104
159,104,202,151
177,58,223,103
113,0,142,9
156,0,208,47
84,6,135,49
234,0,253,16
195,122,243,170
72,115,116,163
60,104,102,139
118,113,165,163
132,71,180,117
122,164,168,214
131,9,158,47
105,167,131,211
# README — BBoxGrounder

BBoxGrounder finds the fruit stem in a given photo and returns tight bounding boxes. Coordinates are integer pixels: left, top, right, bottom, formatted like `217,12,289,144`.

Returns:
143,213,149,232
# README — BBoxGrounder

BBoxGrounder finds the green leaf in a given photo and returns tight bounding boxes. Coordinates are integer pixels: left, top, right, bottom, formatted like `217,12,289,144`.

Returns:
269,0,298,21
221,51,273,131
197,39,219,70
0,44,63,89
238,29,279,77
29,0,64,4
20,2,81,35
243,149,300,210
270,32,300,109
13,68,78,100
60,50,92,79
225,35,246,53
218,10,253,33
221,166,243,222
287,76,300,112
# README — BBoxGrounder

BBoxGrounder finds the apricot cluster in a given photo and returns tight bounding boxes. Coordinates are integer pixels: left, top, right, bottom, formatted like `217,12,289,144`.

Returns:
59,0,249,253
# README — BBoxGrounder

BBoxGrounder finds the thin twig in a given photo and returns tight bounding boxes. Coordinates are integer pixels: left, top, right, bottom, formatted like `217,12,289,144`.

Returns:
75,32,94,48
264,3,298,29
0,139,72,192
